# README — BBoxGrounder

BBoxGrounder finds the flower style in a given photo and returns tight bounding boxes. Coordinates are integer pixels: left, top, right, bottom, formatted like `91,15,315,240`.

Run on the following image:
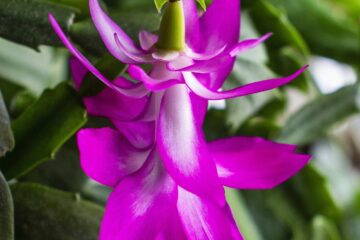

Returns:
49,0,311,239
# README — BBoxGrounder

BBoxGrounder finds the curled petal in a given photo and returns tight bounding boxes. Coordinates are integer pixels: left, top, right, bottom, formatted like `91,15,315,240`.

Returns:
83,78,148,121
48,14,148,98
139,31,158,51
186,44,227,61
89,0,143,63
157,85,224,205
167,55,232,73
229,33,273,57
114,33,154,63
169,33,272,72
177,187,243,240
210,137,311,189
128,65,183,91
183,66,308,100
77,128,150,187
100,150,177,240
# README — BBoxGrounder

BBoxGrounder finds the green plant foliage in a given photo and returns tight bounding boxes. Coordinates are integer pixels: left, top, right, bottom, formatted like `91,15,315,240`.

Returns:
0,39,68,96
0,82,87,180
284,165,341,222
272,0,360,65
277,84,360,145
0,171,14,240
154,0,167,12
0,0,359,238
11,183,103,240
0,0,78,49
311,215,341,240
0,92,14,157
246,0,312,91
21,138,88,192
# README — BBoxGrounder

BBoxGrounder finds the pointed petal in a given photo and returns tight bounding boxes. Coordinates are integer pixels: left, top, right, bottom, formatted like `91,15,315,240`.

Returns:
170,34,272,73
114,33,154,63
139,31,158,51
230,33,272,57
77,128,149,187
83,78,148,121
111,121,155,150
210,137,311,189
157,85,224,205
183,66,308,100
100,150,177,240
186,44,227,61
70,57,87,90
128,65,183,91
89,0,142,63
48,14,148,98
177,187,243,240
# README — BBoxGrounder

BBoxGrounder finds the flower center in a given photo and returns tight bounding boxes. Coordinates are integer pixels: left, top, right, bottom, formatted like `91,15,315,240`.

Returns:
156,0,185,51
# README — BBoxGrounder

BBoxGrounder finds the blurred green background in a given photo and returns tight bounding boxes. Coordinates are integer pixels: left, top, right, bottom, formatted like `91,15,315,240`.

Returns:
0,0,359,239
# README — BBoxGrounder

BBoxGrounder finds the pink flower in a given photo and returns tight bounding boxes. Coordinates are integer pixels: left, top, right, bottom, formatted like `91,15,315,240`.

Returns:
49,0,311,239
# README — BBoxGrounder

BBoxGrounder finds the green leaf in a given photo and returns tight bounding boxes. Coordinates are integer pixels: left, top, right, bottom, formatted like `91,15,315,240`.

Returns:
0,39,68,96
225,57,280,131
20,138,87,192
265,189,309,240
196,0,207,10
11,183,103,240
225,188,263,240
0,91,14,158
277,84,360,145
284,165,341,221
273,0,360,65
70,10,160,56
0,82,87,180
154,0,167,12
311,215,341,240
246,1,312,91
0,0,78,49
0,171,14,240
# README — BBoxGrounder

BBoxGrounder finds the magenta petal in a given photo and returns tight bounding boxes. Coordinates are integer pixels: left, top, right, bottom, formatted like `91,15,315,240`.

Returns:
170,34,271,73
209,137,311,189
230,33,272,57
199,0,240,50
168,55,232,73
111,120,155,150
114,33,154,63
186,44,227,61
70,57,87,90
177,187,243,240
77,128,149,187
48,14,149,98
139,31,158,51
157,85,224,205
157,212,187,240
128,65,183,91
184,66,308,100
100,150,177,240
182,0,201,50
83,78,148,121
89,0,143,64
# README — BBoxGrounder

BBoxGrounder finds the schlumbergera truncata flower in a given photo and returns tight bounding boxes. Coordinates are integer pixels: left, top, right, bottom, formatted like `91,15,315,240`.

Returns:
49,0,311,239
